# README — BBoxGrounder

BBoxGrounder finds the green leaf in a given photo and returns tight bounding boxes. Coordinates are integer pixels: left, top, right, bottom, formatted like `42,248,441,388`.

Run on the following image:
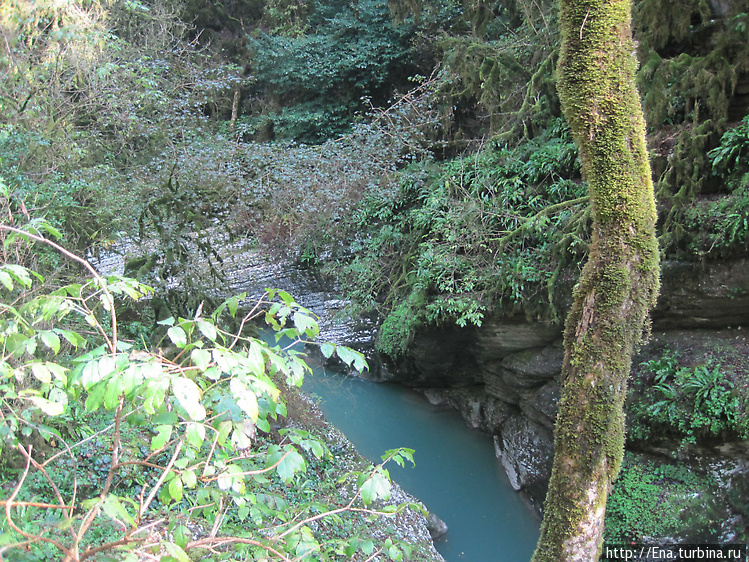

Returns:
361,539,375,556
85,380,108,412
26,395,64,416
38,331,61,354
275,449,306,483
217,464,243,491
182,469,198,489
58,329,85,348
246,340,265,376
104,375,123,410
167,326,187,348
168,476,183,501
162,542,190,562
216,420,233,446
29,362,52,384
335,345,368,372
230,379,259,422
196,319,218,342
185,422,205,449
172,377,206,421
101,495,135,527
173,525,189,549
151,424,173,451
359,468,391,506
0,270,12,290
320,342,335,359
292,311,319,337
191,348,211,371
153,410,179,425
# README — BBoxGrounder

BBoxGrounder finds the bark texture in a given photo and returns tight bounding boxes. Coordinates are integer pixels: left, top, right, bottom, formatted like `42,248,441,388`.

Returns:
531,1,660,561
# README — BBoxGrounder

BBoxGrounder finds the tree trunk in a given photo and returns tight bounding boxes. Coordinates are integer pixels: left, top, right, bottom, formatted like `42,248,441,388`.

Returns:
531,1,660,561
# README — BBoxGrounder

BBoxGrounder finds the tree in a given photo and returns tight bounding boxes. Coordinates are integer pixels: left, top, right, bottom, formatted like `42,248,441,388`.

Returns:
531,1,660,561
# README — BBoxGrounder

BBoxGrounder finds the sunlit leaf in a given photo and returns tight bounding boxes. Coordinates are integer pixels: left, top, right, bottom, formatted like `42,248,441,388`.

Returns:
168,476,183,501
101,495,135,527
182,469,197,489
162,541,190,562
359,467,391,506
185,422,205,449
320,342,335,359
38,330,61,354
191,348,211,371
229,378,258,422
172,377,206,421
167,326,187,348
151,424,172,451
196,319,218,342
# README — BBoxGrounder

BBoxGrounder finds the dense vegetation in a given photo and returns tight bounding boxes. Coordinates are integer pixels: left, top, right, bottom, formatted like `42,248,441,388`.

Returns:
1,0,748,557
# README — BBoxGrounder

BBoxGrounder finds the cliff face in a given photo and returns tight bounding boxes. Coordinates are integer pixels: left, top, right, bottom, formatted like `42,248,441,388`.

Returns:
376,258,749,536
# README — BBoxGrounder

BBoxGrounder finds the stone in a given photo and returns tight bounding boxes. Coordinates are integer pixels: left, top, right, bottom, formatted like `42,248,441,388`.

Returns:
474,317,562,362
493,414,554,513
425,512,449,540
654,259,749,330
499,346,564,389
388,324,484,387
519,381,560,431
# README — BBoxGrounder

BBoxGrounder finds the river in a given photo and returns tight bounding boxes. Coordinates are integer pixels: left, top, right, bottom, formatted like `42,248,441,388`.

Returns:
302,364,541,561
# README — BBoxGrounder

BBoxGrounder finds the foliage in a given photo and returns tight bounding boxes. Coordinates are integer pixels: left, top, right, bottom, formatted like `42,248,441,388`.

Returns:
245,0,418,142
605,452,721,543
0,0,245,253
628,351,749,445
330,120,588,357
0,229,422,561
634,0,749,256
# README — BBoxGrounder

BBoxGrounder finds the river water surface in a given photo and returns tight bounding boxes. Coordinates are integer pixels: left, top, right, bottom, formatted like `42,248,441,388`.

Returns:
302,366,541,561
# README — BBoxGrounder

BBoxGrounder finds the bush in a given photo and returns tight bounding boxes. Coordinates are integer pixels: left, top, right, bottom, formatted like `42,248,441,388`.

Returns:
0,227,421,561
628,351,749,444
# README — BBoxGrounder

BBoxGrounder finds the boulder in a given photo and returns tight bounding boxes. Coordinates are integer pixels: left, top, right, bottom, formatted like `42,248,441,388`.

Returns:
493,414,554,513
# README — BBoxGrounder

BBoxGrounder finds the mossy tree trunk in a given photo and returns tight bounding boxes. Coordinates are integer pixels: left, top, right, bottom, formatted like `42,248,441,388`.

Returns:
531,1,660,561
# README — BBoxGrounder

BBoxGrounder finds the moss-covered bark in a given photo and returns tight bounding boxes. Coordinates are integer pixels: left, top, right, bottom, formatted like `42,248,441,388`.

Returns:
531,1,660,561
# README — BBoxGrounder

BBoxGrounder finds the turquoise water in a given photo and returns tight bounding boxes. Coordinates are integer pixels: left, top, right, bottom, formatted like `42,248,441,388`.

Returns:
302,366,541,562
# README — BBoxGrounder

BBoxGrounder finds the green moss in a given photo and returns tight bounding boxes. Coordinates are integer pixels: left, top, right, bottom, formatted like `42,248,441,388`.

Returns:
532,1,660,559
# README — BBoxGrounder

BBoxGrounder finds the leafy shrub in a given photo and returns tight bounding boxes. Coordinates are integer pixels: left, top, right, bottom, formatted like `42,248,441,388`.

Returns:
628,351,748,444
329,121,588,357
247,0,417,142
0,227,421,561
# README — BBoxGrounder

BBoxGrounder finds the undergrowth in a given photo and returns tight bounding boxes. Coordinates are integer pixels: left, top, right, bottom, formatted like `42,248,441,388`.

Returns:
628,351,749,446
605,452,724,543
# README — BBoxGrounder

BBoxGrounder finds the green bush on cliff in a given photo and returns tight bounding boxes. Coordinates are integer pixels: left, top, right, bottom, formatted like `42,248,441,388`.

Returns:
628,351,749,444
333,120,589,357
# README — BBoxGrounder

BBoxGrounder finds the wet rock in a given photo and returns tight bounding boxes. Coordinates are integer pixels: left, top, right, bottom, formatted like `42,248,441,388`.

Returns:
654,258,749,330
474,317,561,362
426,512,449,540
493,415,554,513
385,324,484,386
422,387,512,432
519,381,560,431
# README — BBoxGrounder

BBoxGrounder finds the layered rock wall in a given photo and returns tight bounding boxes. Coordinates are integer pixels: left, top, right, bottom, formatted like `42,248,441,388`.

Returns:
383,258,749,515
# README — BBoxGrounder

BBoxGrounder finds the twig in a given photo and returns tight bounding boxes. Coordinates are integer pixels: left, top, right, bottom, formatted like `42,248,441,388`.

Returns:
186,537,292,562
139,440,184,519
4,445,71,557
0,224,118,354
0,500,73,510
